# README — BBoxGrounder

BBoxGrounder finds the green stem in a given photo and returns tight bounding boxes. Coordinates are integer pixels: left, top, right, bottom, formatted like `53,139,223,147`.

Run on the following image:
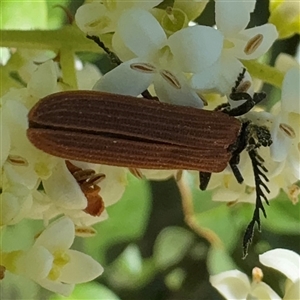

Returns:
242,60,284,88
1,28,284,90
60,48,78,89
0,27,101,53
1,26,104,90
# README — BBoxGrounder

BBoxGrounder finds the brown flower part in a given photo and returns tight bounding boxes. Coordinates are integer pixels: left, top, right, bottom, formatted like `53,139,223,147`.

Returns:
0,265,6,280
65,160,106,216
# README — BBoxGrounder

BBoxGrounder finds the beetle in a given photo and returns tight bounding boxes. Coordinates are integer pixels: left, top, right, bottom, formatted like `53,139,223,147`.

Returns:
26,69,272,257
27,90,241,172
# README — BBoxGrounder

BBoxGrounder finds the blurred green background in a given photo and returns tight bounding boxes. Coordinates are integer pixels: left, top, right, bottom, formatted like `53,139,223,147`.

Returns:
1,1,299,299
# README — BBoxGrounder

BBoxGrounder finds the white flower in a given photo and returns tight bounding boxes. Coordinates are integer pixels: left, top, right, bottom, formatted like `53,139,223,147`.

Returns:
42,160,126,226
75,0,163,35
11,217,103,296
259,249,300,300
94,8,223,107
0,118,10,169
191,0,278,94
76,62,102,90
270,67,300,181
0,184,33,226
210,268,280,300
1,96,54,190
210,248,300,300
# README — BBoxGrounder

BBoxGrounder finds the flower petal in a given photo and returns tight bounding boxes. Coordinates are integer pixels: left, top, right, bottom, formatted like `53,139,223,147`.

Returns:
251,282,281,300
0,120,10,168
117,8,166,57
27,60,58,99
34,217,75,252
281,67,300,113
77,62,102,90
259,248,300,282
284,278,300,300
93,58,154,96
210,270,251,299
43,160,87,210
97,165,127,206
215,0,255,36
153,73,204,108
216,55,245,95
36,278,75,297
59,249,103,283
0,184,33,225
270,122,289,162
17,245,53,280
189,63,220,92
75,3,113,35
168,25,223,73
234,24,278,60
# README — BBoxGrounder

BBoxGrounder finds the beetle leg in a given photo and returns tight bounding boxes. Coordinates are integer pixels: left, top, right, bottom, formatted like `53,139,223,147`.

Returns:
242,127,272,257
227,92,266,117
229,157,244,183
232,68,247,93
199,171,212,190
223,67,267,116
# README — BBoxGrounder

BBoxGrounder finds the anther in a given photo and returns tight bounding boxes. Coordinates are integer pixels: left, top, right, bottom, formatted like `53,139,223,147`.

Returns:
160,69,181,89
244,34,263,55
279,123,296,139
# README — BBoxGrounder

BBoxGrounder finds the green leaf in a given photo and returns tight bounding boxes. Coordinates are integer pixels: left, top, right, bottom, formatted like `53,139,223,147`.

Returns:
207,247,238,275
50,282,120,300
153,226,195,270
263,192,300,235
106,244,156,289
85,176,151,264
46,0,72,29
1,1,48,29
164,268,186,291
193,204,241,251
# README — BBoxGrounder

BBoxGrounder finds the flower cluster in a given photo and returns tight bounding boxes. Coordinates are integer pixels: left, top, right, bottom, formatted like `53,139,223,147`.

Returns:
210,248,300,299
1,53,125,295
1,0,299,296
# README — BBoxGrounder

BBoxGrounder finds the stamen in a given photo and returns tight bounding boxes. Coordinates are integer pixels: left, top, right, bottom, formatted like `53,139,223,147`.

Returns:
87,16,110,29
288,184,300,204
166,7,177,24
252,267,263,283
130,63,157,73
279,123,296,139
48,265,60,281
53,250,70,267
236,80,251,93
160,69,181,89
226,200,238,207
7,155,28,166
75,226,97,237
244,34,263,55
